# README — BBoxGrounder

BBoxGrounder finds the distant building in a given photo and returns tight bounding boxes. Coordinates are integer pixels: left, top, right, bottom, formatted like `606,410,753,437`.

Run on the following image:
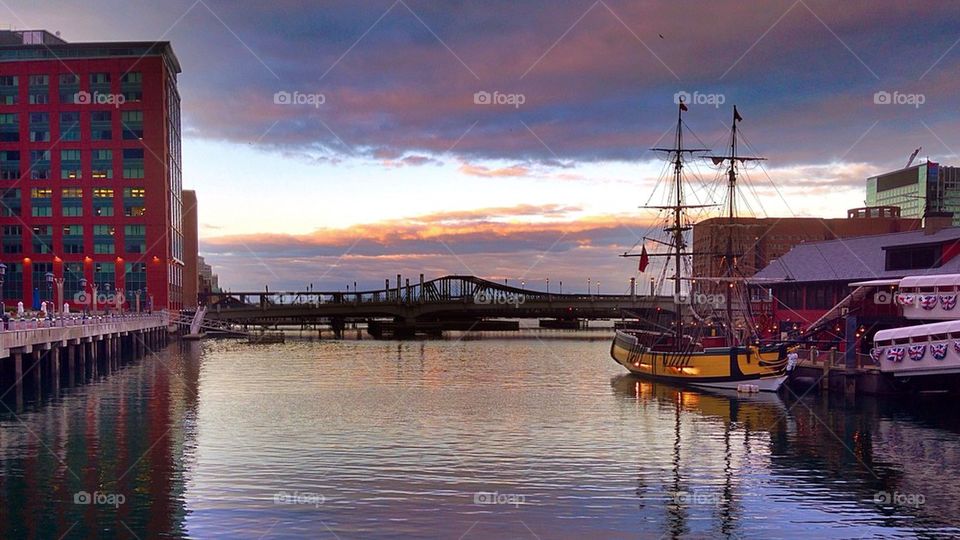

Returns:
866,161,960,225
0,29,184,310
182,190,198,308
198,256,219,296
691,207,921,288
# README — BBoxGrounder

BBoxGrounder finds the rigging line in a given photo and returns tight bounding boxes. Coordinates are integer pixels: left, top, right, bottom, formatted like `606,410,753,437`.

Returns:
769,294,845,342
737,129,798,218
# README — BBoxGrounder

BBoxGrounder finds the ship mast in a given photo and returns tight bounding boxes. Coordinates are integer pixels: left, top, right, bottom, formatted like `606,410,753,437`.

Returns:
623,100,710,347
671,103,685,344
706,106,764,345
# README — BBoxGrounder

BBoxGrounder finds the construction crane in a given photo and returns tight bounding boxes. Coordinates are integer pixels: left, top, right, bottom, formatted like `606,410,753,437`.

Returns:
906,146,922,168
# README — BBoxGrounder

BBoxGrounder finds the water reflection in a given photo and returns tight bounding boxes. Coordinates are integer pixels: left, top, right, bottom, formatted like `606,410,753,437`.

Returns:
2,339,960,538
611,374,960,538
0,341,202,538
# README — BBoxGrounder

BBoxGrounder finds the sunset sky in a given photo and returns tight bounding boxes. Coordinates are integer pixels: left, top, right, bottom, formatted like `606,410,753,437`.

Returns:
8,0,959,292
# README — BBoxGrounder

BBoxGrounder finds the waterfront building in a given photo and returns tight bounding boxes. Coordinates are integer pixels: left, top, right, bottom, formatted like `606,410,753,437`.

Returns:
0,30,183,310
691,206,921,289
182,190,198,308
866,161,960,226
750,216,960,336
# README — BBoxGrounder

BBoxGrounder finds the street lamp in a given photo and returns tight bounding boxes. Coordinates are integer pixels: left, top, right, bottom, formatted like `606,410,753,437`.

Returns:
546,278,549,294
0,262,6,314
45,271,53,316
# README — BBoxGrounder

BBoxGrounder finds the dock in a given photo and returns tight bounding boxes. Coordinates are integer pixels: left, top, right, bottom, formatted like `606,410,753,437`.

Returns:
0,313,171,410
788,348,896,395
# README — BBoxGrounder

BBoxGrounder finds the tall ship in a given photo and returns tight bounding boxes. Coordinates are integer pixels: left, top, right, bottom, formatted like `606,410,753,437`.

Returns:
610,101,789,391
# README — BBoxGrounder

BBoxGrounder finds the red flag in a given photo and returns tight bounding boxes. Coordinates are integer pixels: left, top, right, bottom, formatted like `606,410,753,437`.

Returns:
638,246,650,272
733,105,742,122
679,101,688,112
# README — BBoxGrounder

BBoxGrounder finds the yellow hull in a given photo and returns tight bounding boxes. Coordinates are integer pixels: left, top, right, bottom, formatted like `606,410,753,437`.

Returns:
611,330,788,391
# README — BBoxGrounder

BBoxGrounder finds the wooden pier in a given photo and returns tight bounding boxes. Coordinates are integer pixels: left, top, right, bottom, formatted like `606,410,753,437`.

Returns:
0,313,171,410
788,348,897,395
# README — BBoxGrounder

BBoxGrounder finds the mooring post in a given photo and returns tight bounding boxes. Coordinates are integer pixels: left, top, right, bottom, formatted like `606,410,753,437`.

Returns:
12,351,23,409
66,343,75,387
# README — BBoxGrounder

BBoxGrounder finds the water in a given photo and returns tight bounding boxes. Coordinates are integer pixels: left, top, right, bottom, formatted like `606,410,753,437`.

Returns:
2,331,960,539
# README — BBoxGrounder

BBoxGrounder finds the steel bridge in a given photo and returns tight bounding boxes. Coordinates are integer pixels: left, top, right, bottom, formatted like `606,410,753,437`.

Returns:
199,275,675,336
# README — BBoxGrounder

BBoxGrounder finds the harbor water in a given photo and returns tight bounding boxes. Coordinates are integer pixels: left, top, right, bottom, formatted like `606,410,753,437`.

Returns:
1,331,959,539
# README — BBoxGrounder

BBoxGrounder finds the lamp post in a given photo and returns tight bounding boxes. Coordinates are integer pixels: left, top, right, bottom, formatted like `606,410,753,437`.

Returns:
0,262,6,315
559,280,562,295
45,271,54,316
587,277,591,297
546,278,549,294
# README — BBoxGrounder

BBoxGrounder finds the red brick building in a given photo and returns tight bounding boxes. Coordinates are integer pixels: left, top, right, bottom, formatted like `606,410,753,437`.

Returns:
0,30,183,310
691,206,921,292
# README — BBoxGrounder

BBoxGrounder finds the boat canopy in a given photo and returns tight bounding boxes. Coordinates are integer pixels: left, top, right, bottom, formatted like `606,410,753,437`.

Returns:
874,319,960,343
899,274,960,289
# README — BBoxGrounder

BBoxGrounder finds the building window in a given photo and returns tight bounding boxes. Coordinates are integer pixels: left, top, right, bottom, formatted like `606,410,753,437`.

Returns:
91,110,111,140
30,150,50,180
122,148,144,178
93,187,114,217
29,112,49,142
2,262,22,300
121,72,142,102
89,72,111,95
59,111,80,142
61,187,83,217
780,286,803,310
0,75,17,105
64,262,84,300
124,224,146,253
63,224,83,254
31,225,53,254
121,110,143,140
125,262,147,296
1,188,20,216
93,262,115,290
0,113,18,142
0,150,19,179
91,149,112,179
94,224,115,254
886,245,942,271
28,74,48,105
123,187,145,216
30,187,52,217
58,73,79,103
61,149,81,179
32,262,53,300
2,225,22,254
